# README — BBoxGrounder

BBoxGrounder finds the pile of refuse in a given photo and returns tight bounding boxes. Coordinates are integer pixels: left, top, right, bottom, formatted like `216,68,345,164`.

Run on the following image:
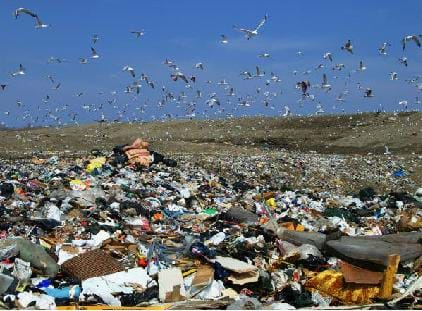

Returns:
0,144,421,309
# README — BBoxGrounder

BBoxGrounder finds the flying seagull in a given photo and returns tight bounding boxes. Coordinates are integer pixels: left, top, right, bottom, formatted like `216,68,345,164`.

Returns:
378,42,390,55
358,61,367,71
0,84,7,91
170,72,189,83
402,35,421,51
90,47,100,59
233,14,269,40
323,52,333,62
341,40,353,54
123,65,136,78
195,62,204,70
11,64,25,77
131,30,145,38
364,88,374,97
220,34,229,44
321,74,331,91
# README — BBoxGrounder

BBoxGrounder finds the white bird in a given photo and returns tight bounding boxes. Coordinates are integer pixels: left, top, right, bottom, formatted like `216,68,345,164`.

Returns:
323,52,333,62
258,53,271,58
384,146,391,155
220,34,229,44
399,57,408,67
123,65,136,78
398,100,408,109
90,47,100,59
282,105,291,117
402,35,421,51
254,66,265,77
11,64,25,77
378,42,390,55
233,14,269,40
341,39,353,54
321,74,331,91
170,72,189,83
227,87,235,96
390,72,398,80
131,30,145,38
195,62,204,70
358,61,367,71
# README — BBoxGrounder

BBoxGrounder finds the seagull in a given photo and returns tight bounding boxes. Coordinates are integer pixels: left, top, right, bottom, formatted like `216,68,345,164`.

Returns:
297,51,304,57
254,66,265,77
321,74,331,91
122,65,136,78
378,42,390,55
131,30,145,38
218,79,229,86
282,105,291,117
79,58,88,64
399,57,408,67
358,61,367,71
323,52,333,62
233,14,269,40
297,80,311,95
341,39,353,54
92,34,99,44
364,88,374,97
0,84,7,91
398,100,408,109
384,146,391,155
11,64,25,77
90,47,100,59
52,83,61,90
227,87,235,96
220,34,229,44
170,72,189,83
258,53,271,58
402,35,421,51
195,62,204,70
390,72,398,80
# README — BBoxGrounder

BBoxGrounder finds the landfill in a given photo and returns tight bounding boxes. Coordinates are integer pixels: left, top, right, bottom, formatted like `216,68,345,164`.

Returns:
0,139,421,310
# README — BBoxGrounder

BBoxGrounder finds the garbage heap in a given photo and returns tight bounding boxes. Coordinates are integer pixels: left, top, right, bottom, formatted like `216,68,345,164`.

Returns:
0,146,421,309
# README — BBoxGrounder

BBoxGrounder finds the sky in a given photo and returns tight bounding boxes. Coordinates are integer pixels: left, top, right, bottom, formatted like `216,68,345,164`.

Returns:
0,0,421,127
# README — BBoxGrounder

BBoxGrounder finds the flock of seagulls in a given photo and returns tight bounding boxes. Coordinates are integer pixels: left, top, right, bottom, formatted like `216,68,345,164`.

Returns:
0,7,421,128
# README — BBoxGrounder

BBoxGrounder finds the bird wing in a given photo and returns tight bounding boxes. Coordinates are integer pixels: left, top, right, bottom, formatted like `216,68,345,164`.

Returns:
15,8,38,18
256,66,260,75
323,74,327,84
254,14,268,31
91,47,98,55
412,35,421,47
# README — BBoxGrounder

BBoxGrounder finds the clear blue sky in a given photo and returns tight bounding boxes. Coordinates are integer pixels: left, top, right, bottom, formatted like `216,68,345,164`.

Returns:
0,0,421,127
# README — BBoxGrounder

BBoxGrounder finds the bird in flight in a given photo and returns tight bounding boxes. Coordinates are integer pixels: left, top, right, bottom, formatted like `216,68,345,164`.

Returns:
131,30,145,38
233,14,269,40
341,39,353,54
11,64,26,77
220,34,229,44
401,34,421,51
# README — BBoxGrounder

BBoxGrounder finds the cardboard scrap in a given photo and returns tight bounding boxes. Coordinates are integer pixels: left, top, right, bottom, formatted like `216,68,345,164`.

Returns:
158,268,186,303
190,265,214,296
340,261,383,285
228,270,260,285
212,256,257,273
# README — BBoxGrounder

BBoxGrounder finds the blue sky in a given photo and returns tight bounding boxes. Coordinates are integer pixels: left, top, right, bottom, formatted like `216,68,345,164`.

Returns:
0,0,421,127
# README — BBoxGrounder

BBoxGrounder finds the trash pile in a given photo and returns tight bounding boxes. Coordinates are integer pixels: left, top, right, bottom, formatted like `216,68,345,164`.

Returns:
0,139,421,309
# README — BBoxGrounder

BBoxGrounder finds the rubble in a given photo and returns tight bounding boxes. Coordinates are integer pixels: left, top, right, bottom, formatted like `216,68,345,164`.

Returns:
0,142,421,309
